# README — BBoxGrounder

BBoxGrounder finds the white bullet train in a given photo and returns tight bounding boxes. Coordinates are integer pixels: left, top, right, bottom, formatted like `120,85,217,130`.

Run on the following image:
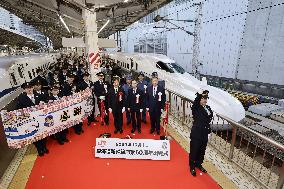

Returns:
0,53,60,92
107,52,245,122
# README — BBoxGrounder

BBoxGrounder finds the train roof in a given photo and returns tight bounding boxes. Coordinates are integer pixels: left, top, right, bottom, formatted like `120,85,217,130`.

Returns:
0,53,56,69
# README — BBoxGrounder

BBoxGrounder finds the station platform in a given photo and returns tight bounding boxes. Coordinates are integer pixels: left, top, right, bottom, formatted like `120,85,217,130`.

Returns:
3,115,224,189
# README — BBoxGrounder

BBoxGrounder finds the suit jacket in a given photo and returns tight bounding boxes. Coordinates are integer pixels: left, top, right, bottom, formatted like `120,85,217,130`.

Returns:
49,95,61,101
78,80,92,91
146,85,166,111
61,82,78,97
127,88,144,111
190,101,213,141
34,90,49,103
32,75,48,87
108,86,125,112
16,92,42,110
93,80,109,98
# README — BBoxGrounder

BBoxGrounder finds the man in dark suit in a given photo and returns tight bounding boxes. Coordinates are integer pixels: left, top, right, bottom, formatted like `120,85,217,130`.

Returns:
137,72,148,123
93,72,109,126
146,76,166,135
32,69,48,88
32,80,49,103
189,91,213,176
108,76,125,134
122,76,132,125
78,73,99,125
127,80,144,134
60,74,77,97
48,86,69,145
16,82,49,156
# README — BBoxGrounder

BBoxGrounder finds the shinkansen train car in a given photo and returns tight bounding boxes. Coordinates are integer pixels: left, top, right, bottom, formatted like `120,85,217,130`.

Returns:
0,53,60,92
107,52,245,123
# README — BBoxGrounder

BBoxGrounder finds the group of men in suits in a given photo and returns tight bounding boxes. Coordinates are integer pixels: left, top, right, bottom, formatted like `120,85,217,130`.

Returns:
15,53,167,156
91,71,166,135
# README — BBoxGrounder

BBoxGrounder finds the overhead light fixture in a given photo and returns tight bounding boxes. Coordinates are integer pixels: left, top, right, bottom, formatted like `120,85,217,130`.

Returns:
97,19,110,35
124,0,129,2
58,13,71,33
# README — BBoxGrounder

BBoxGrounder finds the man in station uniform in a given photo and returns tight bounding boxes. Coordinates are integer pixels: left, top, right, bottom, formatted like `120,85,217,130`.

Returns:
61,74,77,97
33,68,48,88
32,80,49,102
127,80,144,134
108,76,125,134
59,66,69,83
93,72,109,126
78,73,99,125
61,74,83,135
16,82,49,156
122,76,132,125
49,85,69,145
146,76,166,135
137,72,148,123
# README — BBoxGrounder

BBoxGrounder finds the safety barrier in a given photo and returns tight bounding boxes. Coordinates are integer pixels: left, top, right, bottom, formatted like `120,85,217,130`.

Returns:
165,89,284,189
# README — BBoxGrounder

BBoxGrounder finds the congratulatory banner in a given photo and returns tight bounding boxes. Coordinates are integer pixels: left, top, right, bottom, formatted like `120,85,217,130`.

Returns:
1,89,93,149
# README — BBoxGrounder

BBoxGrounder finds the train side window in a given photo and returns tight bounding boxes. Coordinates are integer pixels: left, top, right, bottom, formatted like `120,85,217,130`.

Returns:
28,71,32,79
32,69,35,76
130,59,134,69
156,61,173,73
136,63,138,70
127,63,129,69
18,67,24,78
10,73,17,85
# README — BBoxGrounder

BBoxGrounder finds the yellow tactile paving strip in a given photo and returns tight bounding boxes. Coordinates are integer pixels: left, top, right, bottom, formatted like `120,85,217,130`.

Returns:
6,123,237,189
8,146,37,189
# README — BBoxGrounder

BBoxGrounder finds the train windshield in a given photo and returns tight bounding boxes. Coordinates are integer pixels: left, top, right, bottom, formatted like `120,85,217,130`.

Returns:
168,63,185,74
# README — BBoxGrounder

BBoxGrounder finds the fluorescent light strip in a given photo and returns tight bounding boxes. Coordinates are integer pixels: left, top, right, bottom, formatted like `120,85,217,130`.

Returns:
124,0,129,2
58,14,71,33
97,19,110,35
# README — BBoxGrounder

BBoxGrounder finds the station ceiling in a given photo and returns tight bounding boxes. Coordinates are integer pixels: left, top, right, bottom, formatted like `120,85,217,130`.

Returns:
0,0,172,48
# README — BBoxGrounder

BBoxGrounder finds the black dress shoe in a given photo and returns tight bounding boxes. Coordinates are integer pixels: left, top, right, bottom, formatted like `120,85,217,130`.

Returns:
114,129,118,134
120,129,123,134
38,151,44,157
59,141,64,145
75,131,81,135
197,166,207,173
131,129,136,133
190,168,196,176
157,131,160,135
87,121,91,126
150,129,155,134
64,138,69,143
44,148,49,154
138,129,141,133
127,122,131,125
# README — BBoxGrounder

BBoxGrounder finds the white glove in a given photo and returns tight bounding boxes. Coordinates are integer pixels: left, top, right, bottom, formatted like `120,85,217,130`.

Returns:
140,109,143,113
108,108,112,113
122,107,125,113
146,108,149,111
161,109,164,112
128,108,131,111
208,134,211,140
99,96,105,100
